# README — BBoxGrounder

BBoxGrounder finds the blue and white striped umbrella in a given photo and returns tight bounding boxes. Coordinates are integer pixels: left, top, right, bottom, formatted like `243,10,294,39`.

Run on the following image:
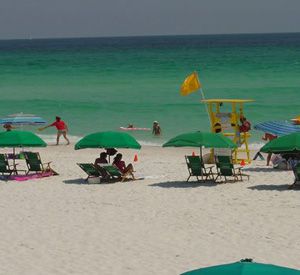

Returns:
254,120,300,136
0,113,47,126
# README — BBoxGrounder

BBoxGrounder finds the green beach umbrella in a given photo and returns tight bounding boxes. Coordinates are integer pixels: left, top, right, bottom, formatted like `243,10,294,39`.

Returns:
261,132,300,154
163,131,237,149
0,130,47,148
0,130,47,166
181,259,300,275
74,131,141,150
163,131,236,159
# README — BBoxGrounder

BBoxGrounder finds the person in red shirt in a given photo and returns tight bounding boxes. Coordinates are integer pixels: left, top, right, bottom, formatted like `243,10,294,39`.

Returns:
39,116,70,145
236,116,251,146
239,116,251,133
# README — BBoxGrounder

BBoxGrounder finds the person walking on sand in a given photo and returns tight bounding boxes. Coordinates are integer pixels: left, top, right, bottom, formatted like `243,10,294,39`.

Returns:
262,132,277,166
39,116,70,145
152,121,161,136
253,132,277,164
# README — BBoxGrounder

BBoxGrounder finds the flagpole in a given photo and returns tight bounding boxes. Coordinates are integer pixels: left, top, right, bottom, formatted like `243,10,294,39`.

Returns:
195,72,211,126
195,73,214,162
200,88,212,129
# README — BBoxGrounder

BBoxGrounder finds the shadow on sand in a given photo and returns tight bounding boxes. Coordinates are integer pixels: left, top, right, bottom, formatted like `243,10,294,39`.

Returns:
63,178,137,185
149,180,217,189
243,167,289,172
248,183,300,191
63,178,86,185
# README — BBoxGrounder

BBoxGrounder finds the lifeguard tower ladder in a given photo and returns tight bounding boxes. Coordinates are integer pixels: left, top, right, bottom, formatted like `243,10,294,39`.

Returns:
202,99,254,164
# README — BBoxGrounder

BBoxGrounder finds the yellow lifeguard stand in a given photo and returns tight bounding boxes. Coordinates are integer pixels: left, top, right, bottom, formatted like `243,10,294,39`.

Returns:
202,99,254,164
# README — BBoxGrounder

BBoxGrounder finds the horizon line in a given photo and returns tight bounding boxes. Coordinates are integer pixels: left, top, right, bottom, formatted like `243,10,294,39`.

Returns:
0,31,300,42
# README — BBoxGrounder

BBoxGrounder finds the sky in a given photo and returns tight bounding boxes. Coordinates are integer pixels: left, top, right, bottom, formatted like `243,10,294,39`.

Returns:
0,0,299,39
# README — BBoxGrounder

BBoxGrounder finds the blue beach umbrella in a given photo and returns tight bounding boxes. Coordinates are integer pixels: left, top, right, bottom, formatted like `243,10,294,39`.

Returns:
0,113,47,126
254,121,300,136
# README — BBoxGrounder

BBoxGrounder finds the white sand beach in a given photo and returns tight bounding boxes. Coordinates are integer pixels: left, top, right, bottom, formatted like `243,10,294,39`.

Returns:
0,145,300,275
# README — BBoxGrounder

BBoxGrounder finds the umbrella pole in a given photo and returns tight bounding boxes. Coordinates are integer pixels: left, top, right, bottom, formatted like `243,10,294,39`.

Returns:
13,147,16,169
200,146,204,181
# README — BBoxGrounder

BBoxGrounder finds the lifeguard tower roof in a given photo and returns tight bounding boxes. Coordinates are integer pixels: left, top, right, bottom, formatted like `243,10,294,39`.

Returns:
201,99,254,103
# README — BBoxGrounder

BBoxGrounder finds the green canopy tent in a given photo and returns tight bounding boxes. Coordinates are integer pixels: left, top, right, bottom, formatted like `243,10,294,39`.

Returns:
0,130,47,165
261,132,300,154
181,259,300,275
163,131,236,157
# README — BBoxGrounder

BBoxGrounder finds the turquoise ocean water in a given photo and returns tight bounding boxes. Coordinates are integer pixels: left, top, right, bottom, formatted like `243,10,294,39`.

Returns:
0,33,300,145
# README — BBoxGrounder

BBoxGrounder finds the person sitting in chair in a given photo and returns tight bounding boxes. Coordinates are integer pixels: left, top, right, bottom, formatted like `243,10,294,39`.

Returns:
113,153,135,179
94,152,108,166
94,152,109,179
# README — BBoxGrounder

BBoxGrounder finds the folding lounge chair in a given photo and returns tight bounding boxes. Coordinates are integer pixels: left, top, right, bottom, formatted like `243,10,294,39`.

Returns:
185,155,215,182
215,155,232,164
101,165,135,182
24,152,58,175
215,156,249,183
77,163,104,182
0,153,24,177
292,163,300,185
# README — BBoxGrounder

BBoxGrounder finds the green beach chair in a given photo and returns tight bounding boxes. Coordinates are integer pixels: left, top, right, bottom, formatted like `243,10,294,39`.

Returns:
293,163,300,185
77,163,103,182
24,152,58,175
102,165,122,178
215,156,249,183
215,155,232,164
101,164,135,182
185,155,215,182
0,153,23,176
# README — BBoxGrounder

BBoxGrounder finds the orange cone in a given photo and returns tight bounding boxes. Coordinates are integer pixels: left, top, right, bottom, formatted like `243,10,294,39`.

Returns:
134,154,138,162
240,159,246,166
192,151,195,156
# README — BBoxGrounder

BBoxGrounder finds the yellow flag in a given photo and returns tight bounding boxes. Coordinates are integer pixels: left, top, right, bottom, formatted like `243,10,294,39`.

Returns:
180,72,201,96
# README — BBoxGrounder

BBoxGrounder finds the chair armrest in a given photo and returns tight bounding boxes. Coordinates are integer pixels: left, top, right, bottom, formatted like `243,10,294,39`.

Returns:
203,166,215,175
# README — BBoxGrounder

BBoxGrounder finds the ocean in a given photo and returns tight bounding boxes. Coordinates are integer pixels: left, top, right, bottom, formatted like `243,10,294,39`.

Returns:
1,33,300,146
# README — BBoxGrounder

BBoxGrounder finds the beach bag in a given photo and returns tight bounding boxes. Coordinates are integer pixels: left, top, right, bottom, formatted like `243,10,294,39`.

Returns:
274,160,288,170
